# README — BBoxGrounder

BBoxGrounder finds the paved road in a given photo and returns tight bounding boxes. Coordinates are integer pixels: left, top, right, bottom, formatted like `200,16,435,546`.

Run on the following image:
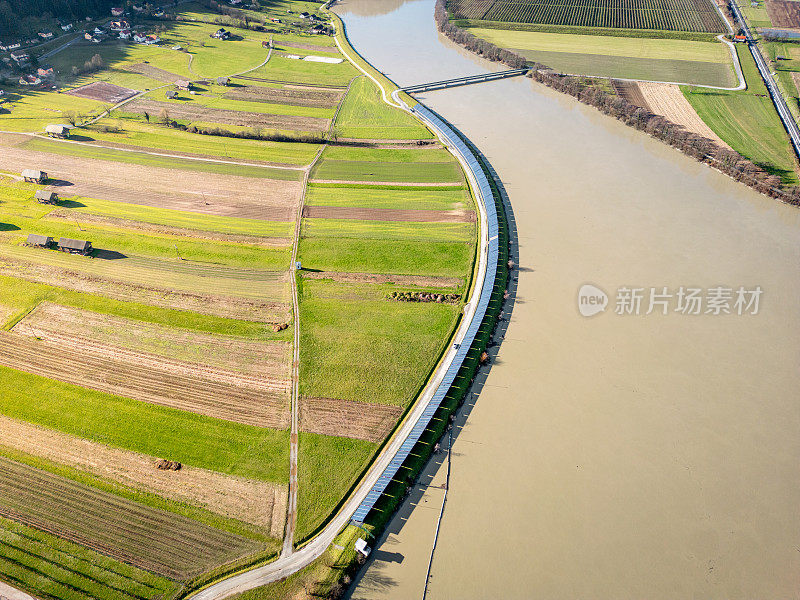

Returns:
730,0,800,158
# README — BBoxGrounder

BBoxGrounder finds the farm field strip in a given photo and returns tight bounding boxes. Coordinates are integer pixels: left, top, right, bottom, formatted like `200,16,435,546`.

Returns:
222,86,344,108
452,0,727,32
300,271,463,290
302,205,474,222
0,333,290,428
19,302,290,377
305,184,471,211
299,397,403,442
125,99,331,132
0,516,178,600
0,415,286,532
0,258,291,323
310,160,464,183
0,245,290,300
0,457,262,580
302,218,475,242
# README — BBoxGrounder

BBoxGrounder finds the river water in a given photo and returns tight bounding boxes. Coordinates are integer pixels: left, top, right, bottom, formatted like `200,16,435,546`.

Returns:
336,2,800,598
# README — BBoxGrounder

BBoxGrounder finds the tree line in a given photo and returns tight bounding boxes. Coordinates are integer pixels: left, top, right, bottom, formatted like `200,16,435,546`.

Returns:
434,0,800,205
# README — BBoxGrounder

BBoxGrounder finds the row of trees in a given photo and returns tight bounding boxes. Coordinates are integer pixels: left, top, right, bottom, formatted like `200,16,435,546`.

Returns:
433,0,800,205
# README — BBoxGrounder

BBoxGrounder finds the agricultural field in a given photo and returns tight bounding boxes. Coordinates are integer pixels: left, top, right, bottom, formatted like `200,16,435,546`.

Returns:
449,0,727,32
467,27,737,86
683,45,799,184
0,0,478,597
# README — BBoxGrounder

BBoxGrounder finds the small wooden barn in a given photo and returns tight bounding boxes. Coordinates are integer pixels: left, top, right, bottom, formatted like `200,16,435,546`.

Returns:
22,169,47,183
45,124,70,138
57,237,93,255
26,234,54,248
34,190,58,204
165,90,178,99
217,76,229,86
175,79,191,91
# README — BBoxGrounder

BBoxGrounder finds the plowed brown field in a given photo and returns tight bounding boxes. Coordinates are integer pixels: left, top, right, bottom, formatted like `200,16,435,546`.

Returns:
126,99,331,132
0,416,286,534
224,85,343,108
0,135,301,220
299,397,403,442
0,457,262,579
124,63,185,83
67,81,139,103
765,0,800,27
0,333,289,428
301,271,463,289
637,82,730,148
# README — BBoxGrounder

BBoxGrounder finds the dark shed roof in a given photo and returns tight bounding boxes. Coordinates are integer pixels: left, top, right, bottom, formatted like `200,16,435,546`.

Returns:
58,237,92,251
27,234,53,246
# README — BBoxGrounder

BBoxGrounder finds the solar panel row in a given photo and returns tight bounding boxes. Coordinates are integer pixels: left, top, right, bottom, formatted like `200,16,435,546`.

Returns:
351,103,500,524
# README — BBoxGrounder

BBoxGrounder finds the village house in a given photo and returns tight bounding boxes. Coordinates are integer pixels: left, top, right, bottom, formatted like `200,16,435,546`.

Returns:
21,169,47,183
18,74,41,86
10,51,31,65
132,4,145,12
45,124,70,138
0,42,21,51
26,234,54,249
146,35,161,45
119,29,132,39
60,23,73,31
111,7,124,16
212,28,231,40
34,190,58,204
229,0,242,5
109,20,130,31
38,66,55,80
132,33,148,43
38,32,54,40
154,9,165,17
94,26,106,35
57,238,93,255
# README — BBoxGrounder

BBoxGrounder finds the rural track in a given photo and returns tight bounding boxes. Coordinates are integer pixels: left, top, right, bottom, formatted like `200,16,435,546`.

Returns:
282,142,327,556
187,8,494,599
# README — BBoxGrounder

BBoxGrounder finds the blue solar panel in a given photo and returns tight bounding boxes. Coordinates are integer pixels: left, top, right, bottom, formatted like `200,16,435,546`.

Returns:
350,103,499,525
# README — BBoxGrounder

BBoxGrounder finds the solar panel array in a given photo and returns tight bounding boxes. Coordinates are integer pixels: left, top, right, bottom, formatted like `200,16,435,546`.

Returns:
350,103,499,524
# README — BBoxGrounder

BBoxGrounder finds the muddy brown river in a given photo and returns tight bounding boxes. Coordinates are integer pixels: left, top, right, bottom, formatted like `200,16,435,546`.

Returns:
336,1,800,598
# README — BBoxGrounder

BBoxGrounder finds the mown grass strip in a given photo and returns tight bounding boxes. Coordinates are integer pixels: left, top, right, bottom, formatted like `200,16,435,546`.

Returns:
302,218,474,242
305,183,471,211
310,159,464,183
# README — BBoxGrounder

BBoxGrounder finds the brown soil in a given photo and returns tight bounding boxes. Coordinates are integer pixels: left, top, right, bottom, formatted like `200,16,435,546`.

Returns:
126,99,331,132
299,397,403,442
0,332,289,427
48,209,292,247
0,257,291,323
301,271,462,289
765,0,800,27
612,80,651,111
0,303,15,328
302,205,474,222
278,40,339,54
0,415,286,532
334,139,443,149
66,81,139,103
0,135,302,220
17,302,291,381
792,71,800,94
124,62,185,83
636,82,730,148
223,85,343,108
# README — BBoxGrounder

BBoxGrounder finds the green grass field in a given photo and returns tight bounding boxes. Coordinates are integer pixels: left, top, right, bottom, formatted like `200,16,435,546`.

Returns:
297,237,473,277
0,515,179,600
469,28,736,86
683,45,799,184
298,280,460,405
296,433,377,542
302,219,474,242
305,183,472,211
333,76,433,139
247,55,359,87
311,159,464,183
0,366,289,482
